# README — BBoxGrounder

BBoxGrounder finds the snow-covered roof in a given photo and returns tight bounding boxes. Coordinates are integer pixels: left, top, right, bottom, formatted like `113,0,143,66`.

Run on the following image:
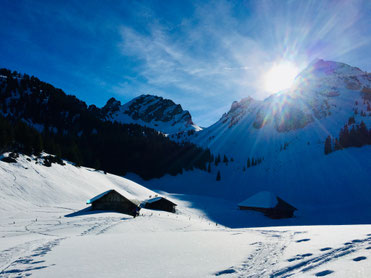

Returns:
86,190,113,204
141,196,177,207
238,191,278,209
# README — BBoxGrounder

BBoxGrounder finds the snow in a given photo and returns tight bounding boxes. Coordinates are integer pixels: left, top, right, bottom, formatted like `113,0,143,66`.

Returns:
143,196,167,204
104,95,202,135
1,60,371,277
86,190,112,204
238,191,278,208
1,154,371,277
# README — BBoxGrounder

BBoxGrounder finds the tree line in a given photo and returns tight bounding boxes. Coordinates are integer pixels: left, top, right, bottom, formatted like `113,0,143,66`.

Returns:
324,120,371,155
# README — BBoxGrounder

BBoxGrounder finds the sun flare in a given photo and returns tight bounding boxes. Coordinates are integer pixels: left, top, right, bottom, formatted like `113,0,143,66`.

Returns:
263,62,299,93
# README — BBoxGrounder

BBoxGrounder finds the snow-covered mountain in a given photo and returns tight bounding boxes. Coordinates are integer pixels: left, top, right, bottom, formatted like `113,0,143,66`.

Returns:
188,59,371,160
102,94,201,135
133,59,371,211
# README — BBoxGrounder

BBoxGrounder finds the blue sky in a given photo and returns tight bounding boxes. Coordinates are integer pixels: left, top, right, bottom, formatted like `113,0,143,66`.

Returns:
1,0,370,126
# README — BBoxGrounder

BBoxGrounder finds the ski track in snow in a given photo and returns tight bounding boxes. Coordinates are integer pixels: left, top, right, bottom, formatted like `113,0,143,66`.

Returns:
0,238,64,277
80,217,123,236
270,234,371,277
215,230,295,278
215,232,371,278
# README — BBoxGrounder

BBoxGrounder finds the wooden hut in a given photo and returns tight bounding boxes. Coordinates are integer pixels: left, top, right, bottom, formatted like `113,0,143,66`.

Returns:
141,197,177,213
86,189,140,217
238,191,297,219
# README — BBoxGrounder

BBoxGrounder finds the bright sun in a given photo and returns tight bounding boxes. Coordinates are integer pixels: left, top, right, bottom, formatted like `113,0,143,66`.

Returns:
263,62,299,93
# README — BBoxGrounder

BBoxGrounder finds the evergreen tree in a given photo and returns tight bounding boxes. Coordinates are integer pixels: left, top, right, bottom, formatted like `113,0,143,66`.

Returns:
334,138,342,151
223,154,229,164
216,170,221,181
324,135,332,155
215,154,221,166
247,158,251,168
207,162,211,173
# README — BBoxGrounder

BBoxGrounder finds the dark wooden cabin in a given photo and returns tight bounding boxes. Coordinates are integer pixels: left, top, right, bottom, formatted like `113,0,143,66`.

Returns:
141,197,177,213
86,189,140,217
238,191,297,219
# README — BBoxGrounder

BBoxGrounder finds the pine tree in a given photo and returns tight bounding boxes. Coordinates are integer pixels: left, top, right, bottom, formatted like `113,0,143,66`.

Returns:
216,170,221,181
223,154,229,164
207,162,211,173
339,125,350,148
334,138,342,151
247,158,251,168
324,135,332,155
215,154,220,166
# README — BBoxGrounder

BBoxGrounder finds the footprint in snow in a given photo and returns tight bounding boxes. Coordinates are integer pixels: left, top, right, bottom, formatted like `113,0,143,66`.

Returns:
320,247,332,252
315,270,334,276
365,247,371,250
296,238,310,243
351,239,362,243
353,256,367,262
214,268,236,276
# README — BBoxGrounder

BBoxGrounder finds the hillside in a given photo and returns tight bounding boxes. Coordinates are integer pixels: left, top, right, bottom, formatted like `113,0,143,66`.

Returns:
0,69,211,180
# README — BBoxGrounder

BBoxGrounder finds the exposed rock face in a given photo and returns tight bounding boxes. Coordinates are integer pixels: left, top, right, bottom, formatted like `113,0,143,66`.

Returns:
102,94,201,135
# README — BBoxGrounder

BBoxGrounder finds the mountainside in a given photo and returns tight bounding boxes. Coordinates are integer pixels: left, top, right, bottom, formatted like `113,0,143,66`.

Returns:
187,59,371,160
0,69,211,180
102,94,201,135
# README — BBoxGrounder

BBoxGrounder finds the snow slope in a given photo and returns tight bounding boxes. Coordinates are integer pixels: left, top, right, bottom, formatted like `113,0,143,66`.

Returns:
1,155,371,277
102,95,201,135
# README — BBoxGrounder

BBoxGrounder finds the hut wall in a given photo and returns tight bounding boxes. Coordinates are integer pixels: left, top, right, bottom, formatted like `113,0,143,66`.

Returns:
92,191,138,216
145,199,176,213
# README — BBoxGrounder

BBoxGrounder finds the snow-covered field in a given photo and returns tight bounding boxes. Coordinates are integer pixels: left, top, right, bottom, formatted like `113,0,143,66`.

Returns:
1,155,371,277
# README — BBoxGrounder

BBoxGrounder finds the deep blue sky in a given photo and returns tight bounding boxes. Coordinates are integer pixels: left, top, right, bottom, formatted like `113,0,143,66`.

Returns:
1,0,370,126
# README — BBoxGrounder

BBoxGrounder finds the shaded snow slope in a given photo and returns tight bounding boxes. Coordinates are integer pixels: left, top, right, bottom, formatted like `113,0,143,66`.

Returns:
102,94,201,135
129,145,371,226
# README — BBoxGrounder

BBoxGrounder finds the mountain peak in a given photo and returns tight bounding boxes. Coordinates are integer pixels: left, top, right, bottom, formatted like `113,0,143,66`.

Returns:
102,94,201,135
300,59,364,79
102,97,122,116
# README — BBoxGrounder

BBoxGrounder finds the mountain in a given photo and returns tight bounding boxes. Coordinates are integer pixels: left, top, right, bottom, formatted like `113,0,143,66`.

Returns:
187,59,371,160
102,94,201,135
133,59,371,212
0,69,212,180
